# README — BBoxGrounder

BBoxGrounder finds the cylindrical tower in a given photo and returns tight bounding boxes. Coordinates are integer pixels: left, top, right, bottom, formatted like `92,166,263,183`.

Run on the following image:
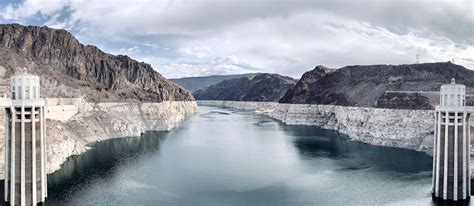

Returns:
4,70,47,205
432,78,470,201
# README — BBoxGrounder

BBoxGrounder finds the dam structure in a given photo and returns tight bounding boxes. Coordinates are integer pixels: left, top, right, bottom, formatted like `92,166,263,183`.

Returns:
2,71,47,205
432,78,472,201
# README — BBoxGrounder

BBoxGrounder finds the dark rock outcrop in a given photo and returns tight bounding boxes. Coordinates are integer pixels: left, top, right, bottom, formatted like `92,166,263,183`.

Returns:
279,65,334,103
375,92,434,110
280,62,474,109
0,24,193,102
193,73,296,102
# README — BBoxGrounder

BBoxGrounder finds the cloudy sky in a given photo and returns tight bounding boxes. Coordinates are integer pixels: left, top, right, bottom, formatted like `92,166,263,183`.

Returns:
0,0,473,78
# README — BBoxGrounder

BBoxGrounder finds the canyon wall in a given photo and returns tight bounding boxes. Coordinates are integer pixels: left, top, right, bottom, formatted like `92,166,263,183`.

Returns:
0,24,194,102
199,100,435,154
0,24,201,179
0,100,199,179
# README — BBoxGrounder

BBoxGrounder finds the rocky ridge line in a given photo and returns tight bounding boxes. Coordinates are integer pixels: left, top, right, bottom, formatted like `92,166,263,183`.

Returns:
0,24,193,102
194,73,297,102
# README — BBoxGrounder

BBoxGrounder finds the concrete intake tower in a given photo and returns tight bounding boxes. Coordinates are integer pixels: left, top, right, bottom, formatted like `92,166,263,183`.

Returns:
2,71,47,205
432,78,472,202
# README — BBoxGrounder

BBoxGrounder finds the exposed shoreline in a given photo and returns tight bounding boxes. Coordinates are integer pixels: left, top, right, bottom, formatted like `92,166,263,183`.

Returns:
199,100,474,188
0,99,467,179
198,100,436,154
0,100,199,179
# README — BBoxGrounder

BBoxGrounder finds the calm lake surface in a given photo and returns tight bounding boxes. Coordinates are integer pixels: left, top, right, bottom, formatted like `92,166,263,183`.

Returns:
46,106,436,205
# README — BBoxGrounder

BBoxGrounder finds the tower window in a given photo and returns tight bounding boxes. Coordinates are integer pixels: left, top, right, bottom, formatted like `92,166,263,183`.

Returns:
18,86,22,99
33,86,36,99
25,86,29,100
11,86,15,100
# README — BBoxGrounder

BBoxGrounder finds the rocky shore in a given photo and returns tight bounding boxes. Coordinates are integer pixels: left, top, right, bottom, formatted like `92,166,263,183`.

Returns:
0,100,199,179
198,100,436,154
199,101,474,176
0,24,202,180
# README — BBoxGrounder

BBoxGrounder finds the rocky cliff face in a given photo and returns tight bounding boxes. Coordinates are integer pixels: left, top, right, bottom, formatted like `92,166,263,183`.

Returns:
199,100,435,154
375,92,434,110
279,65,334,103
0,100,199,178
0,24,199,178
0,24,193,102
280,62,474,109
193,73,296,102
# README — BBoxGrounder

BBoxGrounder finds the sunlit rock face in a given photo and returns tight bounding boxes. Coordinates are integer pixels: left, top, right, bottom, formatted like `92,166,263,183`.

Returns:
199,100,435,154
270,104,434,152
0,100,199,179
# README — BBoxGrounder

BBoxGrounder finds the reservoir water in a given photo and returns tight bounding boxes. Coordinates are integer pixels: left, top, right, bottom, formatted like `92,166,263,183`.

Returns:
46,106,435,205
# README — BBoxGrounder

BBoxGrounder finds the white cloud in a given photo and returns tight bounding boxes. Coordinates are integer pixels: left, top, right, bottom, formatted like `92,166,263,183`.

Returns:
139,56,252,78
180,46,214,59
1,0,68,20
43,13,77,30
143,43,161,49
1,0,473,78
170,11,474,77
117,46,141,56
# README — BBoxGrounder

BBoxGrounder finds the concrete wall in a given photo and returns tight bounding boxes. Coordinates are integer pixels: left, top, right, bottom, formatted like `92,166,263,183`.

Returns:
44,98,82,106
45,105,78,122
44,98,82,122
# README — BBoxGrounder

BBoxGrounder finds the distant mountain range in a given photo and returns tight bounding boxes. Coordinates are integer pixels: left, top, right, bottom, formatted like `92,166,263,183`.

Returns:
170,73,261,92
280,62,473,109
0,24,193,102
190,62,474,110
5,24,469,110
193,73,296,102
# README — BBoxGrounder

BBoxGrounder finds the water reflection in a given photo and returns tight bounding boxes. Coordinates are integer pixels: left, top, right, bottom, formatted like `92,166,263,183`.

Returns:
282,125,432,173
43,106,442,205
47,132,168,201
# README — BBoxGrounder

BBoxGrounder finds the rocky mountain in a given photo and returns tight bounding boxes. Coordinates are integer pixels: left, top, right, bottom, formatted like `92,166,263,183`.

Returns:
0,24,193,102
193,73,297,102
279,62,474,109
375,92,434,110
170,73,260,92
279,65,335,103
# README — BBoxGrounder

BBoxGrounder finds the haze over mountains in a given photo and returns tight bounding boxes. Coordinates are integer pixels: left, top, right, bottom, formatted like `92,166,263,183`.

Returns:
170,73,260,92
0,24,193,102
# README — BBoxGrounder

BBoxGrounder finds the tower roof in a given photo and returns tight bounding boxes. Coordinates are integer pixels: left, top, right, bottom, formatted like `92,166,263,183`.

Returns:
11,67,38,78
441,78,464,89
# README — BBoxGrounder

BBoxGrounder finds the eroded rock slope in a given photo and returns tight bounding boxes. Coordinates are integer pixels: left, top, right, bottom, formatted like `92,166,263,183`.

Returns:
280,62,473,109
0,24,193,102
